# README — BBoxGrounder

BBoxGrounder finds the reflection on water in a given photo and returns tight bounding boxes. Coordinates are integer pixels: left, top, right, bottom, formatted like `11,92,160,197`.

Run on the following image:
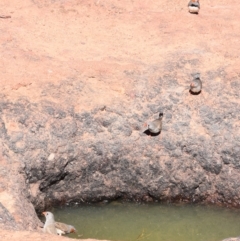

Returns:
44,202,240,241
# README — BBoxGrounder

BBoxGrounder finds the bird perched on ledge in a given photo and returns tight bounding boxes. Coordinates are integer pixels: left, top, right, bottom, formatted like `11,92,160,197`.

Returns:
144,112,163,134
188,0,200,14
42,211,76,235
190,73,202,94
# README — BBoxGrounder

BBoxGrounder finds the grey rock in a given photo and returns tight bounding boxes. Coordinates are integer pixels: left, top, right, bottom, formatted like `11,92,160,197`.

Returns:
0,66,240,233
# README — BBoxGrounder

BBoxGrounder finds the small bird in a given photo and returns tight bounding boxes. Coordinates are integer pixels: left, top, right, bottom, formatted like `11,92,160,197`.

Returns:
42,211,76,236
42,211,58,235
144,113,163,134
190,73,202,94
188,0,200,14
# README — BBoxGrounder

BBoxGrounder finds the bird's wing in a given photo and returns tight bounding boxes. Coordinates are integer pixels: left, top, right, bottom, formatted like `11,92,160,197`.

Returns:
55,222,76,233
55,222,68,232
152,120,161,129
187,1,192,6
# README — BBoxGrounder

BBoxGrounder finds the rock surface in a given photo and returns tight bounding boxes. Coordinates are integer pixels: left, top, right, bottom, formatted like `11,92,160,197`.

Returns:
222,238,240,241
0,0,240,241
0,230,109,241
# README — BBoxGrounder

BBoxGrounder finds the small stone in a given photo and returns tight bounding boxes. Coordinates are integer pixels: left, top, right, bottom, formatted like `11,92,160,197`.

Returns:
48,153,55,161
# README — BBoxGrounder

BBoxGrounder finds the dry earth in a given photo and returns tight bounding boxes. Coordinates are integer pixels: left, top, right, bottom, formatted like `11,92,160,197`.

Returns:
1,0,240,241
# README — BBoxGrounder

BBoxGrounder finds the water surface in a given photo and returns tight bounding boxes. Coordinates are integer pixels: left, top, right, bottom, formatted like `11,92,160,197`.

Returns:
47,202,240,241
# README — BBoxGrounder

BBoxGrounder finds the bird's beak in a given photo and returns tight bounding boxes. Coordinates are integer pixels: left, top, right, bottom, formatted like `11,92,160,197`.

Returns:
42,212,46,216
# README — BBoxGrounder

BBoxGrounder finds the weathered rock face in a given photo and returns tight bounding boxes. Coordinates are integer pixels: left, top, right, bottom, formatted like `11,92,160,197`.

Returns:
0,155,42,231
0,0,240,240
0,75,239,212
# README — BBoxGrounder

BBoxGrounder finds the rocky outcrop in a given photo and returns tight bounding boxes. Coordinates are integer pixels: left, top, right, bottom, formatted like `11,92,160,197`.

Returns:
0,0,240,241
0,155,41,231
1,74,239,211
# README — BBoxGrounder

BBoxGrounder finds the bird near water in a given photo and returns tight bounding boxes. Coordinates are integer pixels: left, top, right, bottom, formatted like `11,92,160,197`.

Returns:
42,211,76,235
144,112,163,134
42,211,58,235
190,73,202,94
188,0,200,14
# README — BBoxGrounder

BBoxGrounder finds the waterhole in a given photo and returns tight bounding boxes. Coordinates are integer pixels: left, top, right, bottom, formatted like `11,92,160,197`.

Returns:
43,202,240,241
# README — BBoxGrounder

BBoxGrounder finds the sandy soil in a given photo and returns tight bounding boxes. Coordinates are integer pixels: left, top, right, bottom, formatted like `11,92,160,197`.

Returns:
1,0,240,108
0,229,109,241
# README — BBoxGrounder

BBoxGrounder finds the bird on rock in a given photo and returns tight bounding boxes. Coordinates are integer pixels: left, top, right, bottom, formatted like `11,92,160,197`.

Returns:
42,211,58,235
188,0,200,14
42,211,76,236
144,113,163,134
190,73,202,94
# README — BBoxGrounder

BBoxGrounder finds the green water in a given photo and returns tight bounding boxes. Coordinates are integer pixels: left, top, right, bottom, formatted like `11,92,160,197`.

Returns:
45,202,240,241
